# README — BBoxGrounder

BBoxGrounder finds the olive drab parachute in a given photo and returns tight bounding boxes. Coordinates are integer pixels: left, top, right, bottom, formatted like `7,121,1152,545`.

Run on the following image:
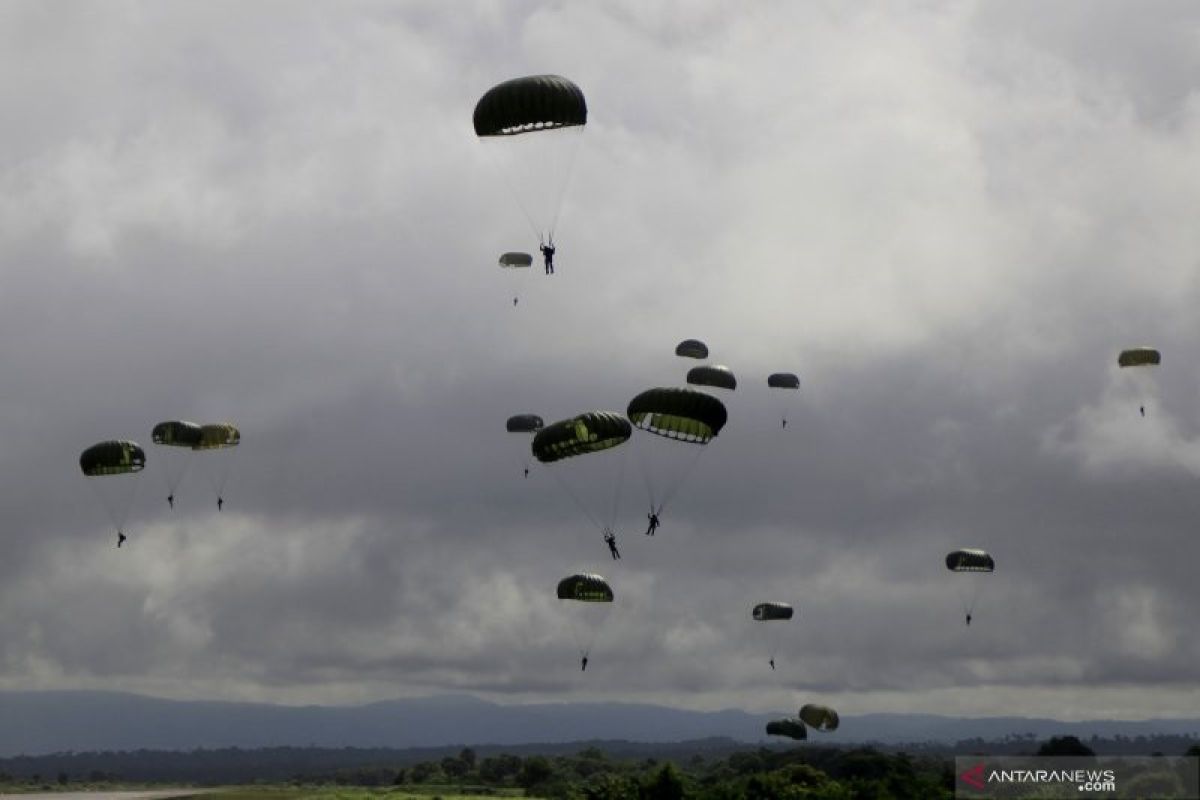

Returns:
767,372,801,427
626,388,727,521
766,719,807,741
752,601,794,670
499,253,533,306
1117,347,1161,417
946,548,994,625
799,704,840,732
193,423,240,510
946,549,995,572
506,414,544,434
474,75,587,244
1118,348,1161,368
80,440,146,543
556,573,614,667
499,252,533,268
752,602,794,621
506,414,544,478
675,339,709,360
556,573,615,602
686,364,737,391
532,412,631,463
152,420,202,508
627,388,727,444
533,414,632,551
80,440,146,476
473,76,587,136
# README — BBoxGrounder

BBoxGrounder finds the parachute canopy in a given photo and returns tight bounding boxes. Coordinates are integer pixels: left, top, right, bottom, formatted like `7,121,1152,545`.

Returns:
766,719,807,740
194,423,240,450
1118,347,1161,368
687,364,737,391
474,75,587,137
80,440,146,476
768,372,800,390
152,420,203,447
675,339,709,360
752,602,794,621
532,412,631,464
799,704,840,732
627,387,727,443
506,414,544,433
946,549,995,572
499,252,533,269
556,573,614,602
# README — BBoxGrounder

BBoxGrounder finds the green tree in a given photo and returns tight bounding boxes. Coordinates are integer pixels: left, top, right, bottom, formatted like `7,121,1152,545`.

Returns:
517,755,555,789
643,762,685,800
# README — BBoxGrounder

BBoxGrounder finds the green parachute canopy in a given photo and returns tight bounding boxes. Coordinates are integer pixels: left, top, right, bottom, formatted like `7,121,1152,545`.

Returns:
687,364,737,391
152,420,203,448
193,423,240,450
499,252,533,268
799,704,840,732
627,388,727,444
532,412,631,464
767,372,800,390
506,414,544,433
80,440,146,476
1118,347,1161,368
766,719,807,740
474,75,587,137
946,549,994,573
752,602,794,621
675,339,709,360
556,573,614,602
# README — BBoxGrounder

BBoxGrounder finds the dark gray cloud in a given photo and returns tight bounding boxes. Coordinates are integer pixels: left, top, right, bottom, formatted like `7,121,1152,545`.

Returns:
0,0,1197,721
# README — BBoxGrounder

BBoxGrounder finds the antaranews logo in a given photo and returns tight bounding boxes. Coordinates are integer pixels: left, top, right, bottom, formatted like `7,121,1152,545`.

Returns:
959,762,986,791
954,755,1200,799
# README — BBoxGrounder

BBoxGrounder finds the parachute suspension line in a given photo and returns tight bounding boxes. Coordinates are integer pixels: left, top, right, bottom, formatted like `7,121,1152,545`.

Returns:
543,129,584,241
655,445,709,517
482,146,545,243
544,463,604,533
637,447,658,515
606,444,630,530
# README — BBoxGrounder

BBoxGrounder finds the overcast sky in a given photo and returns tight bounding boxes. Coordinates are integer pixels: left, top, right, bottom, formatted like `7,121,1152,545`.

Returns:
1,0,1199,724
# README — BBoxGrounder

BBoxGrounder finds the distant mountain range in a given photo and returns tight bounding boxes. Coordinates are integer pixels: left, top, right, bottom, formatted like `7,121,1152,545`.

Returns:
1,690,1197,757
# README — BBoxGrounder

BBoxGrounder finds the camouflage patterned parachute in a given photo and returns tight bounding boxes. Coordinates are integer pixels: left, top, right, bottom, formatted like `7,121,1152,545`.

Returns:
533,414,632,551
766,719,807,741
506,414,544,434
151,421,202,508
474,75,586,244
557,573,614,603
499,252,533,268
627,388,727,522
80,440,146,476
947,548,994,626
532,413,631,463
767,372,801,427
799,704,840,732
946,549,995,572
752,602,794,670
557,573,613,669
507,414,544,478
627,388,727,444
675,339,709,360
1117,348,1161,417
1118,347,1161,368
193,423,240,510
80,440,146,546
686,364,737,391
752,602,794,621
